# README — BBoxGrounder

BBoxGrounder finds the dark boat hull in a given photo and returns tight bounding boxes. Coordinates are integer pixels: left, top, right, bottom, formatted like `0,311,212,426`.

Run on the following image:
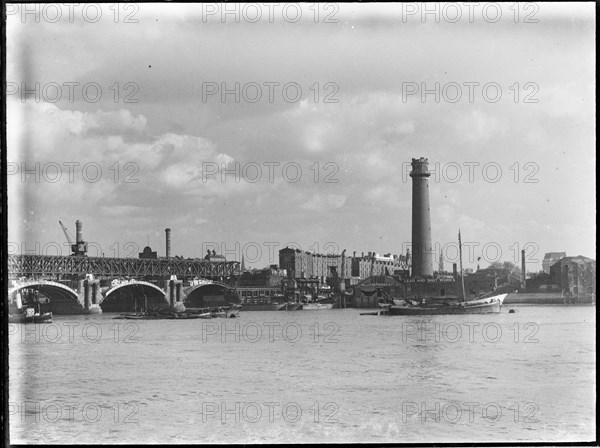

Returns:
185,304,241,318
241,303,283,311
114,312,210,320
9,312,53,323
387,294,506,315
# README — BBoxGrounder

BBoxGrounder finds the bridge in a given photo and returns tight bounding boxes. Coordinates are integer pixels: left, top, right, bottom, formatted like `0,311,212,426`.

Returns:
100,280,170,312
183,281,240,308
8,254,241,314
8,277,241,315
9,280,86,314
8,254,240,278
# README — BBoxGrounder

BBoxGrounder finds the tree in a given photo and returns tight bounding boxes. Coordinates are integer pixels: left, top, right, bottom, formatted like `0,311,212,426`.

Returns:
486,260,522,281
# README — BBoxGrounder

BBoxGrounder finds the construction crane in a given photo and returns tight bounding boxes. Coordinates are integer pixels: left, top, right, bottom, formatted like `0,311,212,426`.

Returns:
59,220,88,256
59,220,74,246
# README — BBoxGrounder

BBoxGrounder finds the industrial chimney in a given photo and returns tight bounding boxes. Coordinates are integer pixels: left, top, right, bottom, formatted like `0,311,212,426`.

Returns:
410,157,433,277
165,228,171,258
76,220,83,245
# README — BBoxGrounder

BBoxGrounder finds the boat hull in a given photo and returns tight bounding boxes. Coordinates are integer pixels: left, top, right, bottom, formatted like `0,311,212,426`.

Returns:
301,303,334,310
241,303,283,311
9,312,53,324
114,311,212,320
387,294,507,315
185,304,241,318
281,302,303,311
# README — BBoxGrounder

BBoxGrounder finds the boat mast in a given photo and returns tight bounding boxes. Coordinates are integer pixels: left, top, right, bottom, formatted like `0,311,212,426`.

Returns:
459,230,466,302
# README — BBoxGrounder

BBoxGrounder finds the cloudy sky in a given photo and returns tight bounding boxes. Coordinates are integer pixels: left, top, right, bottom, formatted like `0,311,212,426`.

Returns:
7,3,595,271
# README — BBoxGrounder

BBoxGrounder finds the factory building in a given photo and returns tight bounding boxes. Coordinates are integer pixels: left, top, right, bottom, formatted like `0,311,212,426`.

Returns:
549,256,596,296
350,252,408,278
139,246,158,259
237,265,287,287
279,248,352,280
542,252,567,274
352,275,405,307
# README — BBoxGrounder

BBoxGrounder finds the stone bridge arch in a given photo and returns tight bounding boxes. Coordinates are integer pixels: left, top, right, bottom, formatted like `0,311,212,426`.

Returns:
9,280,83,314
183,281,240,308
101,281,168,312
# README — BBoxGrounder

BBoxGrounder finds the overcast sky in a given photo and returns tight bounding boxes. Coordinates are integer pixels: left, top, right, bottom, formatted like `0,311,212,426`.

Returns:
7,3,595,271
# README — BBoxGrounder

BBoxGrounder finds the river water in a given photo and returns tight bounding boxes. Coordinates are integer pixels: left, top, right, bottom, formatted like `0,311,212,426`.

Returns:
8,305,595,443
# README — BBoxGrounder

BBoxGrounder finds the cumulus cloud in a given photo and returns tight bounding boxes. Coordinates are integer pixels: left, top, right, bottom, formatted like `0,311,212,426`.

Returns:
301,193,347,211
7,99,247,247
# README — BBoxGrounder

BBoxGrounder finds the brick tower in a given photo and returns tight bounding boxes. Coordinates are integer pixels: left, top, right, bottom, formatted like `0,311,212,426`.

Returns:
410,157,433,277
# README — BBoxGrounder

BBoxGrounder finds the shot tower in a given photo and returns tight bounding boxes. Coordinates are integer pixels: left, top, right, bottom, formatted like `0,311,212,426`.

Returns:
410,157,433,277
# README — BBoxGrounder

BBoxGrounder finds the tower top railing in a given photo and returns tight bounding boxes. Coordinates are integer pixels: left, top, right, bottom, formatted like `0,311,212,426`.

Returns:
410,157,431,177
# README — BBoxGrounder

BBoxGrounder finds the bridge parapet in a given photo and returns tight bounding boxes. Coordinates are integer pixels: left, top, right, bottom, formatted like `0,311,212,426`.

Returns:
8,254,240,278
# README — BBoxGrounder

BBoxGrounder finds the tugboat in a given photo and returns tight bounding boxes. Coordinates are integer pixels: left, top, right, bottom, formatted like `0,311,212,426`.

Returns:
8,292,53,323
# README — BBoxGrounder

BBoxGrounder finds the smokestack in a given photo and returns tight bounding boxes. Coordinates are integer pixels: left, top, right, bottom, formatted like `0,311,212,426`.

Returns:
165,228,171,258
76,220,83,244
410,157,433,277
452,263,458,279
521,249,526,289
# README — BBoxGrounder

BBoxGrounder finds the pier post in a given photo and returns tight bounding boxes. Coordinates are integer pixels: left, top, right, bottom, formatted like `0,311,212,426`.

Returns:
84,280,91,310
83,277,102,314
169,281,175,306
176,283,181,302
172,281,185,312
91,282,98,304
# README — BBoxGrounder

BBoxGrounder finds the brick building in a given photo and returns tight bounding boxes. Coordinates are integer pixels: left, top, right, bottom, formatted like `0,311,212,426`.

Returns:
542,252,567,274
351,252,408,278
279,247,352,280
549,256,596,296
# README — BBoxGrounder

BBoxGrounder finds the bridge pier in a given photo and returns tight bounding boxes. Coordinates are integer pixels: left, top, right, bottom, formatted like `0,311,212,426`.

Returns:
79,278,102,314
165,277,185,312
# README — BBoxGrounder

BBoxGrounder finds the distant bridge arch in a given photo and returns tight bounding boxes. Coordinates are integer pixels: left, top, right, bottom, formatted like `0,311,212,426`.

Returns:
101,281,168,312
9,280,83,314
183,281,240,308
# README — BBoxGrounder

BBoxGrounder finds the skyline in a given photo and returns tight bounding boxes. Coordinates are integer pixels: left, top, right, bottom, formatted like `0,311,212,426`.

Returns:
7,3,596,271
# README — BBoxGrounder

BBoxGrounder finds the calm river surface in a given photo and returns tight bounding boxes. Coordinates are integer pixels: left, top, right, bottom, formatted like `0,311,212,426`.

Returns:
9,305,595,443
